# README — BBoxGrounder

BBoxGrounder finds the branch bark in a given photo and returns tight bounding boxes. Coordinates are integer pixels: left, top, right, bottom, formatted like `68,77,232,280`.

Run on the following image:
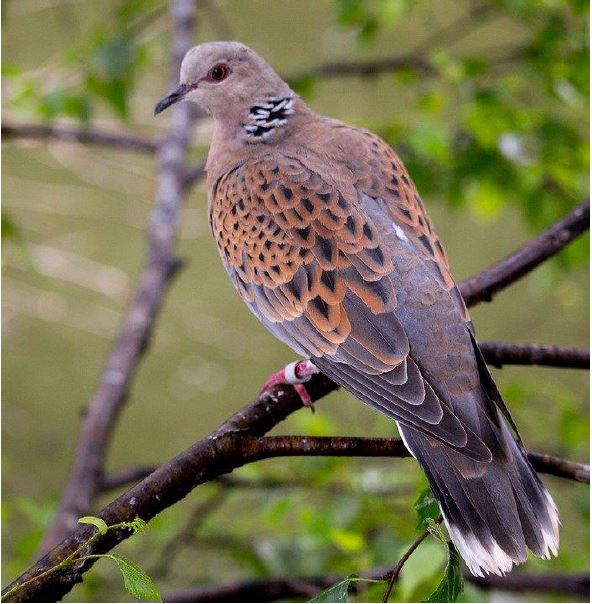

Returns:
36,0,198,556
479,341,589,369
459,199,590,306
1,122,159,154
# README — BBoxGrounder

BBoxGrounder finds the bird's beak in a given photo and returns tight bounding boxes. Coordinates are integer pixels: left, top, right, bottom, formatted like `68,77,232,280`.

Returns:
154,83,191,116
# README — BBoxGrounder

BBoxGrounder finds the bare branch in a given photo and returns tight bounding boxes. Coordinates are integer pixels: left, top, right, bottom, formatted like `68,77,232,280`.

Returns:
163,571,590,602
1,376,335,603
529,452,590,484
151,490,229,579
2,367,586,602
460,199,590,307
99,466,159,492
247,435,590,484
289,46,530,84
1,122,159,154
97,339,589,493
182,161,207,191
479,341,589,369
468,571,590,597
36,0,198,556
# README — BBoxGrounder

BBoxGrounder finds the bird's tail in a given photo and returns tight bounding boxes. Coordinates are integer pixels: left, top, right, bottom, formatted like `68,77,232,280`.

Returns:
398,421,559,576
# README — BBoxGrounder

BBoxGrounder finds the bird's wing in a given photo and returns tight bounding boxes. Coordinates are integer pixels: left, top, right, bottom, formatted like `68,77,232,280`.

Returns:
210,149,493,465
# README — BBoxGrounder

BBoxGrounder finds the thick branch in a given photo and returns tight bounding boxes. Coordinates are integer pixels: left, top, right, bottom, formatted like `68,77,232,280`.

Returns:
460,199,590,307
164,571,590,602
1,122,158,154
528,452,590,483
2,375,586,602
36,0,197,556
0,375,337,603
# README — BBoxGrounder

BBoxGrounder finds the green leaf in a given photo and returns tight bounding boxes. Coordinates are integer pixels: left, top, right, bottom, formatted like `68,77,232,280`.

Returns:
96,554,162,602
310,574,357,603
121,517,149,533
414,489,439,531
78,516,108,535
423,543,463,603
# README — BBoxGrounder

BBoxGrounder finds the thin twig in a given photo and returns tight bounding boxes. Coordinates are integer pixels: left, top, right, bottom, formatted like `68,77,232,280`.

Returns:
409,2,491,58
36,0,198,557
289,46,530,83
1,123,159,154
100,466,159,492
200,0,235,39
151,489,230,579
382,528,432,602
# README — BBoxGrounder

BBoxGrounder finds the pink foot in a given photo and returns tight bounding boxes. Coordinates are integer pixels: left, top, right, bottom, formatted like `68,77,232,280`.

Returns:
260,360,319,407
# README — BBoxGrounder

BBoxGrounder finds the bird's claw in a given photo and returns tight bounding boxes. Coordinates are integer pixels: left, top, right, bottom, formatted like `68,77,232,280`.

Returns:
260,360,319,407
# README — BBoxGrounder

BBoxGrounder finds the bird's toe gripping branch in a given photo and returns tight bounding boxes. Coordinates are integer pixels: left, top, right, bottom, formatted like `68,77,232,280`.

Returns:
260,360,319,407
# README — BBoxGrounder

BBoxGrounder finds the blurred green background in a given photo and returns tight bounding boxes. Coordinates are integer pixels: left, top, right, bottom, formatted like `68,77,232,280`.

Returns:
2,0,589,602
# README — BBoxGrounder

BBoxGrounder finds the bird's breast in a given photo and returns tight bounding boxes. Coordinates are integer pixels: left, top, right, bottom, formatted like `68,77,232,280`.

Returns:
209,170,303,289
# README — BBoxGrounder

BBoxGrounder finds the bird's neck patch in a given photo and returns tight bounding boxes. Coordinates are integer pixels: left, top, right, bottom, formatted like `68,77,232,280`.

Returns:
243,97,294,139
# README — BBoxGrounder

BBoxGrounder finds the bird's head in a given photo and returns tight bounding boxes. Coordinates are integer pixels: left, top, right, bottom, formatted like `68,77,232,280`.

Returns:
154,41,293,123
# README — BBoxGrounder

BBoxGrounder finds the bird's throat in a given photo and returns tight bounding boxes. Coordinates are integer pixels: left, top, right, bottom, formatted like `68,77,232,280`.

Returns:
243,96,295,139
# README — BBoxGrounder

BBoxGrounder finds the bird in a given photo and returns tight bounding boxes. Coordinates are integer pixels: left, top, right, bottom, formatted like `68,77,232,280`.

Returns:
155,41,559,577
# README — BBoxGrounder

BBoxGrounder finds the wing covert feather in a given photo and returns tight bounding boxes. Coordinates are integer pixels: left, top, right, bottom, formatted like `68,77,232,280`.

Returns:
210,147,490,459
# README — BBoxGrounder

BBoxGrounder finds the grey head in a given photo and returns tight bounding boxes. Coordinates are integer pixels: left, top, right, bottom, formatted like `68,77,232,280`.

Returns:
155,41,305,142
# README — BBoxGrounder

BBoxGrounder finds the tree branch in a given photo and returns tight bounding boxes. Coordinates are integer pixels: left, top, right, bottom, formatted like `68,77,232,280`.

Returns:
479,341,589,369
2,376,587,602
36,0,198,557
289,46,530,84
1,122,159,154
97,340,588,494
459,199,590,307
162,571,590,602
528,451,590,484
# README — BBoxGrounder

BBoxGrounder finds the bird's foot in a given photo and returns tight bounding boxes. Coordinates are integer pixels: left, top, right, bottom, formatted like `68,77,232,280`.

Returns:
260,360,319,407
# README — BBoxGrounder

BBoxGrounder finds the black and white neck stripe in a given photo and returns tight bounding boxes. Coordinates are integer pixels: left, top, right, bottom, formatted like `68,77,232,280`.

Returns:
243,97,294,139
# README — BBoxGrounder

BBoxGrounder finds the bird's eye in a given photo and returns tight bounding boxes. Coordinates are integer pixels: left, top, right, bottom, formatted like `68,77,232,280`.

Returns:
208,63,230,82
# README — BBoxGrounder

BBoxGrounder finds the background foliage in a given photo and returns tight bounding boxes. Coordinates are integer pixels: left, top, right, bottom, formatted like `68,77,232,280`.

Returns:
2,0,589,602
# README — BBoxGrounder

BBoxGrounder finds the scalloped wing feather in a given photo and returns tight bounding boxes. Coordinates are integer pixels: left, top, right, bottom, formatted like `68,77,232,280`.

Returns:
210,150,490,459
